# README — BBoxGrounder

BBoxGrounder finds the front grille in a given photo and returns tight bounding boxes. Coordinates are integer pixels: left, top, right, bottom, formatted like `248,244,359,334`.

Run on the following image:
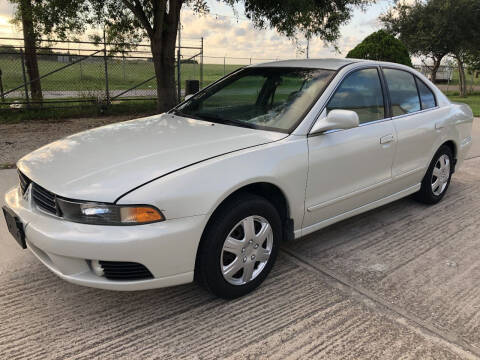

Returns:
18,171,31,195
99,261,154,281
18,170,59,216
32,183,59,216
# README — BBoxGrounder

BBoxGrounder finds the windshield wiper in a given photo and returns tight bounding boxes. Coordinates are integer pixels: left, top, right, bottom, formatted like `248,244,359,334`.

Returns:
172,109,257,129
192,112,257,129
170,109,189,117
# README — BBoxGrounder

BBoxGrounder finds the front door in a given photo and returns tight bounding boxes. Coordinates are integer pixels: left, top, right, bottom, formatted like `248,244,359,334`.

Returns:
304,67,396,229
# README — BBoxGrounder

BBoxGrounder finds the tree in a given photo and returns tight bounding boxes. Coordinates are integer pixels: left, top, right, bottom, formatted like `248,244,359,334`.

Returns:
9,0,90,101
10,0,42,101
346,30,412,66
381,0,480,97
465,51,480,78
445,0,480,97
25,0,376,113
380,0,449,83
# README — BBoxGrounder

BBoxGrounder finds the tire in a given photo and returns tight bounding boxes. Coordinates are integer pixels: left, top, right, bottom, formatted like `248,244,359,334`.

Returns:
196,193,282,299
414,145,454,205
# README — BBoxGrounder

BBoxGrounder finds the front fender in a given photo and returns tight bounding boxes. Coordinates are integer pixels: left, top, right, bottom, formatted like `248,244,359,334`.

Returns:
117,136,309,231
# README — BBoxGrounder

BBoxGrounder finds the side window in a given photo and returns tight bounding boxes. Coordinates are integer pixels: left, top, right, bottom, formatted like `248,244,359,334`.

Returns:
383,69,421,117
416,77,436,110
327,68,385,124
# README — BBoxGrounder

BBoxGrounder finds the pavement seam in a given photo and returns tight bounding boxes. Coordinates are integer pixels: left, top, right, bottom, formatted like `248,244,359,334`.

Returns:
280,247,480,360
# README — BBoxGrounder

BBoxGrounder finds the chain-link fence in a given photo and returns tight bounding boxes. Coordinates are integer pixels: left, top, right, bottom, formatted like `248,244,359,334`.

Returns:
414,64,480,94
0,37,294,113
0,37,204,111
6,36,476,115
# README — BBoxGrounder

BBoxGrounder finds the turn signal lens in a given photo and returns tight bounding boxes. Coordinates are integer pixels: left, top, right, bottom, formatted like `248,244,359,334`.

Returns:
56,198,165,225
120,207,164,223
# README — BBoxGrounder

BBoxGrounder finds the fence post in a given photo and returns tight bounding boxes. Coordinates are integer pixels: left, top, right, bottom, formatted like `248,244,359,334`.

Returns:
0,69,4,102
79,49,83,81
200,37,204,89
122,52,126,81
470,70,474,94
223,56,226,76
20,49,30,107
103,30,110,106
249,58,252,65
446,66,451,93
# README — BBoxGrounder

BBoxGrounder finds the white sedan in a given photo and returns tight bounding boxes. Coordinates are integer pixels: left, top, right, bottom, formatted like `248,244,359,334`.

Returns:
3,59,473,298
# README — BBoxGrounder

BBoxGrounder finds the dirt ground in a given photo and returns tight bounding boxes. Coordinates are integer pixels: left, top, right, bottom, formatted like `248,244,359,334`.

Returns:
0,115,144,166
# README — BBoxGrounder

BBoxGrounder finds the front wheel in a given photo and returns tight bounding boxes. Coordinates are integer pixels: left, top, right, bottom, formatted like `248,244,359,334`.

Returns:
196,194,282,299
414,145,453,204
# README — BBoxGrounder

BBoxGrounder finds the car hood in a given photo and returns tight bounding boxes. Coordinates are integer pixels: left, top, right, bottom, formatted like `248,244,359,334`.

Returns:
17,113,286,202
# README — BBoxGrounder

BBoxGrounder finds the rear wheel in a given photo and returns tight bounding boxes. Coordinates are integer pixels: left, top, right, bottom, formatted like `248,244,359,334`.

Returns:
414,145,453,204
196,194,282,299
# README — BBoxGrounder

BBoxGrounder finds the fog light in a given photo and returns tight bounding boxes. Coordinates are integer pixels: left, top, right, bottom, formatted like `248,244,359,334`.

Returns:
91,260,105,277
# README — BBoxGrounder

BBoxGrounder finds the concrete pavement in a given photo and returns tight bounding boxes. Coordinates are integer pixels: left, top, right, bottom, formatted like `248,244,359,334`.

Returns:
0,121,479,359
0,169,28,272
467,118,480,159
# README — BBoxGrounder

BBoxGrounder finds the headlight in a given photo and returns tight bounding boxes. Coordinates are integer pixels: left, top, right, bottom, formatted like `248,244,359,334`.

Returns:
56,198,164,225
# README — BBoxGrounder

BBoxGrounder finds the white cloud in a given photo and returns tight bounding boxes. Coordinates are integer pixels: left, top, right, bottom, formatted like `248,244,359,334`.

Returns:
0,1,390,63
0,1,15,17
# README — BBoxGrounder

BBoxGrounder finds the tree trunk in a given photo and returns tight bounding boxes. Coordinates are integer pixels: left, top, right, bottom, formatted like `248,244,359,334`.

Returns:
20,0,42,101
149,1,181,113
456,54,467,97
151,37,177,113
122,0,182,112
430,58,441,84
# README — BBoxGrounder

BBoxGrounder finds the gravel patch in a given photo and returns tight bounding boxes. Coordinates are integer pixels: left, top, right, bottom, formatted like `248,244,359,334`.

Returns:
0,115,148,166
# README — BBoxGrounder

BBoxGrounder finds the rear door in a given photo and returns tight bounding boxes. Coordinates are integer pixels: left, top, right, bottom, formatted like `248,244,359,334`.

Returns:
304,67,396,228
382,68,440,189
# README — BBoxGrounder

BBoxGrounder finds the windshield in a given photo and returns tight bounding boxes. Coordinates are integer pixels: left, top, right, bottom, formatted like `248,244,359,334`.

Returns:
175,67,335,133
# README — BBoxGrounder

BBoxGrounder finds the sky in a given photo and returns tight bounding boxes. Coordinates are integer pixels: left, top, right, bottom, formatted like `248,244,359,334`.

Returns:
0,0,398,64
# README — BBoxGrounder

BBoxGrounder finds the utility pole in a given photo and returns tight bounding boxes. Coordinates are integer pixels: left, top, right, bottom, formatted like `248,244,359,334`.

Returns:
103,29,110,105
306,36,310,59
200,37,204,89
177,18,181,103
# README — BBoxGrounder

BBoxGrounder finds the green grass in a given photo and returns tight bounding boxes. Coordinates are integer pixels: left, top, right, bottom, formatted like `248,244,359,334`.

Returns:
0,99,157,123
448,69,480,87
0,57,244,121
0,57,242,92
0,55,477,121
447,92,480,116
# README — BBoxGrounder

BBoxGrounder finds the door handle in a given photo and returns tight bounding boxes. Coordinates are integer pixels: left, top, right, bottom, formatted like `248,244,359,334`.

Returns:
380,134,394,144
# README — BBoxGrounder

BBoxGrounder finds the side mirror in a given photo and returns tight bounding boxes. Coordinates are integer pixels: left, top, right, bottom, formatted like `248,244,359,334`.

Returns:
310,109,359,134
184,94,194,101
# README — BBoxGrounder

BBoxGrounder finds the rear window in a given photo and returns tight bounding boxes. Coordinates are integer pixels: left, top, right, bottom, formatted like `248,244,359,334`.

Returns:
383,68,421,117
416,78,436,110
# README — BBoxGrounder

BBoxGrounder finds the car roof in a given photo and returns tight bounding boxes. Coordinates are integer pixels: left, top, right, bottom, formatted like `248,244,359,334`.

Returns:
250,58,367,71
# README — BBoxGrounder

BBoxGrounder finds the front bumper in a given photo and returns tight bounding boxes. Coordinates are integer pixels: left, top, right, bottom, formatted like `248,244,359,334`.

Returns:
5,185,206,291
